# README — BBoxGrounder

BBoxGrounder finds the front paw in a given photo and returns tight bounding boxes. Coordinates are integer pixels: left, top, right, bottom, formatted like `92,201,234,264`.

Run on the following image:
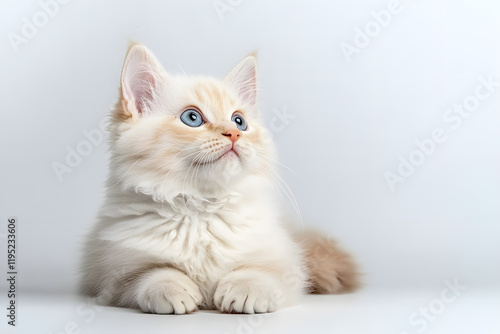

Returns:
214,270,282,314
136,268,203,314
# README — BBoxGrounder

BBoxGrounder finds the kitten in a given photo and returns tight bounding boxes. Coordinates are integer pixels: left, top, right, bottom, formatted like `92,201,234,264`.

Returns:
80,43,359,314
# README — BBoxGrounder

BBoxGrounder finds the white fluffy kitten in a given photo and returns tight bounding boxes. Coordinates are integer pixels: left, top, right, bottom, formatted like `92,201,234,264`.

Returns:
80,43,359,314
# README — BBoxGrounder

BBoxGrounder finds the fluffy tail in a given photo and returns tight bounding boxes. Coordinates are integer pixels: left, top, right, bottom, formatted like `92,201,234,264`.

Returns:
296,230,360,294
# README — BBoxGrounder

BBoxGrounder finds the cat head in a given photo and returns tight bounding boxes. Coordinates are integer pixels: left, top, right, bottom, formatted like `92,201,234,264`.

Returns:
108,43,275,202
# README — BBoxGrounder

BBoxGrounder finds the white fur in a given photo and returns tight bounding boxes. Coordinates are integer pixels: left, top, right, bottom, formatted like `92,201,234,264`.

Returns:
136,268,203,314
82,172,307,312
80,44,309,314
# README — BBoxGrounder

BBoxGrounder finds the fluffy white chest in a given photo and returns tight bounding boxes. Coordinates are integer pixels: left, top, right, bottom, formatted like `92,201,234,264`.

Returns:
159,211,239,281
100,195,263,286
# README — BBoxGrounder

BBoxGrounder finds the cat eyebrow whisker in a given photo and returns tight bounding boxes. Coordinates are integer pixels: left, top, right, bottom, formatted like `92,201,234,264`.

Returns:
176,63,189,78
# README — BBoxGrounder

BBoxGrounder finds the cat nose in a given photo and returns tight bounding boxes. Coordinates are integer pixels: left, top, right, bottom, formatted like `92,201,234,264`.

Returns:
222,129,240,143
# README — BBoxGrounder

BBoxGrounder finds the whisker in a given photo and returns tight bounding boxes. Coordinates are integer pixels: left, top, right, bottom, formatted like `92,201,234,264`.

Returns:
258,154,297,175
182,150,207,191
189,151,210,189
257,165,284,202
108,158,142,189
159,149,201,193
256,153,303,227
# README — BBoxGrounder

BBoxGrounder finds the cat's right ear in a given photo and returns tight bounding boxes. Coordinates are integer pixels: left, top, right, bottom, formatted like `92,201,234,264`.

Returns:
118,43,166,120
225,53,258,111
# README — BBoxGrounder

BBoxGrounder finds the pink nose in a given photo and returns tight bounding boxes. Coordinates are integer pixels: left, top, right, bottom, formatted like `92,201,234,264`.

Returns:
222,129,240,143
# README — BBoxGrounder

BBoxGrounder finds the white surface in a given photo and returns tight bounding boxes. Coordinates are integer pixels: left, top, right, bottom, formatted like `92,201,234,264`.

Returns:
0,0,499,331
3,288,499,334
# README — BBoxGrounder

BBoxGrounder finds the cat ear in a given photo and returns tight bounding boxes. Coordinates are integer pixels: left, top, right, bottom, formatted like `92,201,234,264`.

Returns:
225,53,257,109
119,43,166,119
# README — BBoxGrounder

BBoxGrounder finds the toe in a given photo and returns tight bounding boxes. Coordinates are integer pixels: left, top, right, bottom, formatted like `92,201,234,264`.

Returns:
254,299,269,313
243,294,257,314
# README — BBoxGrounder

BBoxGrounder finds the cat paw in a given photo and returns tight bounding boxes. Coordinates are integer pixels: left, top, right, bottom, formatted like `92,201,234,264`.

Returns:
136,268,203,314
214,270,281,314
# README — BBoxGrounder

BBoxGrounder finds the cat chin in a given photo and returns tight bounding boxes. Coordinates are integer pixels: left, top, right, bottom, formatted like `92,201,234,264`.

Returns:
141,166,251,203
196,163,246,189
197,151,245,176
195,149,241,168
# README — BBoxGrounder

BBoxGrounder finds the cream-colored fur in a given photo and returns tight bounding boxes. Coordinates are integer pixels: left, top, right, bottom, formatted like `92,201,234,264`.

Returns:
80,43,359,314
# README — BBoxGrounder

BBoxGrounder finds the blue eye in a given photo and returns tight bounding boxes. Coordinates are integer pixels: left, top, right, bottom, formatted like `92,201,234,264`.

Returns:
231,113,247,131
180,109,204,127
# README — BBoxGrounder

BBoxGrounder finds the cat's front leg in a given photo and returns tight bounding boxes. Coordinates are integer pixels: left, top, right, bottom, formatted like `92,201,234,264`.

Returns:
135,267,203,314
214,267,292,314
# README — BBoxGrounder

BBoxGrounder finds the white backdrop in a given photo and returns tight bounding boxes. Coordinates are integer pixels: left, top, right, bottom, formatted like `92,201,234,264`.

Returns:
0,0,499,297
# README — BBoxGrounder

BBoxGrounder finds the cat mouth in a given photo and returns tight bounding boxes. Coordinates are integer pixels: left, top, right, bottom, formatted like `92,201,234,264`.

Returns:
194,148,240,166
223,149,239,158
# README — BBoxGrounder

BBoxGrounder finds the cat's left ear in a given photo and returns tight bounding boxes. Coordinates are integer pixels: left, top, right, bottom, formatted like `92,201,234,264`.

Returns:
225,53,257,110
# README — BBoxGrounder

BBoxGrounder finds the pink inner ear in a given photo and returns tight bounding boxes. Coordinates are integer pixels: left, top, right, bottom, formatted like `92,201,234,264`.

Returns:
125,64,157,114
122,47,162,116
128,69,157,115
